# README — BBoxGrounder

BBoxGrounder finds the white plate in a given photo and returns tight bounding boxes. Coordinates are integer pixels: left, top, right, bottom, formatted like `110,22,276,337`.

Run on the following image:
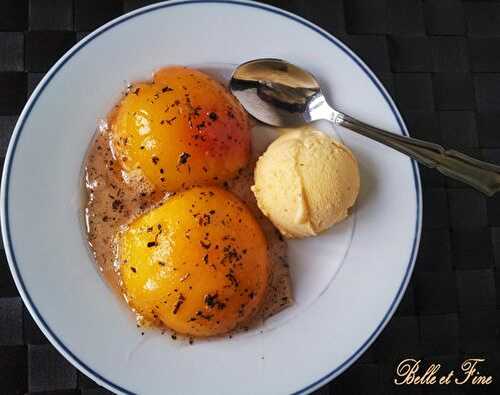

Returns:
0,1,422,394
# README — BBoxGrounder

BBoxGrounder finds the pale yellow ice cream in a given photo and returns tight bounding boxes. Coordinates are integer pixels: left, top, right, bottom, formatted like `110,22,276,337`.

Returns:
251,127,360,238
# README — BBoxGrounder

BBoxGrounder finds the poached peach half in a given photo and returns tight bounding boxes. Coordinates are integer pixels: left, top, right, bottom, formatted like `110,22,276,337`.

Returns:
119,186,269,337
110,66,250,192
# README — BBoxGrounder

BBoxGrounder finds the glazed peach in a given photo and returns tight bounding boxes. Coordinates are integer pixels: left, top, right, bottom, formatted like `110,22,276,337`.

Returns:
110,66,250,192
119,186,269,337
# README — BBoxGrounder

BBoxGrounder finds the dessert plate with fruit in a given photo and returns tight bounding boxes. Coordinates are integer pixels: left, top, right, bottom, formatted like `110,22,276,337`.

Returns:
1,1,421,394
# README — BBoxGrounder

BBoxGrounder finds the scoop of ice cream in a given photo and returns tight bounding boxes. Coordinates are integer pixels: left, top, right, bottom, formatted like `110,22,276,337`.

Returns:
251,127,360,238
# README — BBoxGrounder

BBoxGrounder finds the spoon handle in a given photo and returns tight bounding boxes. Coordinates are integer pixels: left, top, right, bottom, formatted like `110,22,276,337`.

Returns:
336,113,500,196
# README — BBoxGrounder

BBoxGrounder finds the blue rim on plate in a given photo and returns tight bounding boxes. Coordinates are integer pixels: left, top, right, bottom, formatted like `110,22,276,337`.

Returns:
0,1,422,394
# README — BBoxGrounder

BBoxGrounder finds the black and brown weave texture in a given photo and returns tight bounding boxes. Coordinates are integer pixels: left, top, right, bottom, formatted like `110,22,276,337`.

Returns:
0,0,499,394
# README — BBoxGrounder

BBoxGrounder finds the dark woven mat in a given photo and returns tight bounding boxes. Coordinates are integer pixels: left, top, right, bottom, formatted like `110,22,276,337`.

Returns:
0,1,499,394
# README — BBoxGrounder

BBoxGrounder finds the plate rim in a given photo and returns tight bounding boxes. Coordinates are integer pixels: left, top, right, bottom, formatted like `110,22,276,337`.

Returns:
0,1,423,394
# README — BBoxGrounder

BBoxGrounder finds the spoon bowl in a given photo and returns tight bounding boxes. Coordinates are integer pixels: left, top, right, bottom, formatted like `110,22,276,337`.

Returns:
230,58,322,127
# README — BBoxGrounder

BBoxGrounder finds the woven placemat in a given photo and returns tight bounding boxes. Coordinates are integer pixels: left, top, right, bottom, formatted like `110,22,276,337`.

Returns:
0,1,499,394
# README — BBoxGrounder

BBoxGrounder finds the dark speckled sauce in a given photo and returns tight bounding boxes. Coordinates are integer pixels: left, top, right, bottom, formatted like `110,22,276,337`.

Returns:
84,123,293,328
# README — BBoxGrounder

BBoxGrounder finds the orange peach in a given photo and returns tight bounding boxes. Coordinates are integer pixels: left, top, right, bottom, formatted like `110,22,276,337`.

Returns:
110,66,250,192
119,186,269,337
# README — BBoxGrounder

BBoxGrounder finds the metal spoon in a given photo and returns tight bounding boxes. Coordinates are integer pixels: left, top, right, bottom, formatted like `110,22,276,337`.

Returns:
230,58,500,196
